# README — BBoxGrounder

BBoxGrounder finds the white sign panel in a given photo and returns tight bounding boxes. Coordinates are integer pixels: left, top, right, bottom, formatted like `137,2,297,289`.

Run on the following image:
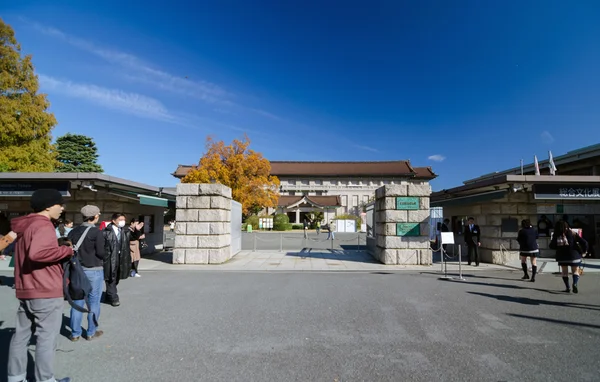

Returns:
441,232,455,245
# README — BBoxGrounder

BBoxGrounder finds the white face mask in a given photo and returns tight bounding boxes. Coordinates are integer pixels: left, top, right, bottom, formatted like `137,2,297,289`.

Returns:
117,220,126,228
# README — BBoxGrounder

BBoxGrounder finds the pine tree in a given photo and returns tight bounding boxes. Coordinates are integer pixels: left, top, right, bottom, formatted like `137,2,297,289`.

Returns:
0,18,58,172
55,133,104,173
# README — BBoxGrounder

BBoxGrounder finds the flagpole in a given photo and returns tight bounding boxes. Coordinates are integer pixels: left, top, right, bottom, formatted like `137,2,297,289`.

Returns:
520,159,523,175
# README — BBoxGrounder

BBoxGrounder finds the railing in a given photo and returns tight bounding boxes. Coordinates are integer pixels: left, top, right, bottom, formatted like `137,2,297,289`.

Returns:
245,232,367,252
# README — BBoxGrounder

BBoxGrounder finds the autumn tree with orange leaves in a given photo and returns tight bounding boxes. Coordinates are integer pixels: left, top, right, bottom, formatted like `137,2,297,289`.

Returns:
182,136,280,216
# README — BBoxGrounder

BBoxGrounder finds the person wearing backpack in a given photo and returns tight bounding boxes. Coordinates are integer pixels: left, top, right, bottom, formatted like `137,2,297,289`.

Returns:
103,213,142,306
7,189,73,382
67,205,106,341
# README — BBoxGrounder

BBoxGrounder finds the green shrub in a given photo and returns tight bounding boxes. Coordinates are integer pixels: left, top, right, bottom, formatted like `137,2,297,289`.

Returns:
244,215,259,231
291,224,304,230
273,213,290,231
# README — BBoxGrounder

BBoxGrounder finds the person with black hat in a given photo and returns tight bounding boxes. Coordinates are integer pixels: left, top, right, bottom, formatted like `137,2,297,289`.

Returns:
67,205,106,342
7,189,73,382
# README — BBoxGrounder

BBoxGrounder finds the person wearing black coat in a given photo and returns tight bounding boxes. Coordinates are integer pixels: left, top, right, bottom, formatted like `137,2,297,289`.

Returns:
463,217,481,266
103,213,141,306
549,220,588,293
517,219,539,282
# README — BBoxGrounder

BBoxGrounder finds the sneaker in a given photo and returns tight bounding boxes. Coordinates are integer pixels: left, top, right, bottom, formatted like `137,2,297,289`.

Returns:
134,273,141,277
70,336,80,342
87,330,104,341
521,275,530,280
57,378,71,382
563,288,571,293
111,301,120,307
130,271,136,277
573,285,578,294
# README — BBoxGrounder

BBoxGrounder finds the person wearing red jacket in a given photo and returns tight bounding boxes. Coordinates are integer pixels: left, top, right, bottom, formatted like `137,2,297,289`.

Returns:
7,189,73,382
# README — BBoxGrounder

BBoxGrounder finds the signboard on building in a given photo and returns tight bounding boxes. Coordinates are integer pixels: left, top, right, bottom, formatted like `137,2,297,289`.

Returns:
0,181,71,197
396,222,420,236
533,184,600,200
396,197,420,210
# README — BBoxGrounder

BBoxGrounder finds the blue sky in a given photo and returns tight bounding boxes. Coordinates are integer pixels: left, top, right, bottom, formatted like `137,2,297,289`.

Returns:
3,1,600,191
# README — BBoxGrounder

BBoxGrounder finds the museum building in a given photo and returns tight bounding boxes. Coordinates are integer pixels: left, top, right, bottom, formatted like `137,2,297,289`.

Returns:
173,161,436,223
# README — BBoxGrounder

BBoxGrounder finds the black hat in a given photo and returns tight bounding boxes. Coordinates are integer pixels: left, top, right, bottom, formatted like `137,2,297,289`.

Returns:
31,189,65,213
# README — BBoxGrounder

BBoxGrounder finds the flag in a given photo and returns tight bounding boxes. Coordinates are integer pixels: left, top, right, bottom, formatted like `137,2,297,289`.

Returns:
548,151,557,175
534,155,540,176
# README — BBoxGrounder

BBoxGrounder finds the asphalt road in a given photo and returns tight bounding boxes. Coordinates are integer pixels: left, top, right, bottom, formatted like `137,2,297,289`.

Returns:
1,269,599,382
242,231,367,251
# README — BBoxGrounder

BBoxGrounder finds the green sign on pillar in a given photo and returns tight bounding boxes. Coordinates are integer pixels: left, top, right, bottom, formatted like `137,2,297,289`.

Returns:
396,222,420,236
396,197,420,210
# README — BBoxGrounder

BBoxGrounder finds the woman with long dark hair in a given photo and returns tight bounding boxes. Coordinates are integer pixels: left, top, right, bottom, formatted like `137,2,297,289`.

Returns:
549,220,588,293
517,219,539,282
129,218,145,278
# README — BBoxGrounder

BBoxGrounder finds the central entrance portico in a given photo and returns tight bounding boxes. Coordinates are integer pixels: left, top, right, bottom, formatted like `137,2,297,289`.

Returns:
276,195,341,224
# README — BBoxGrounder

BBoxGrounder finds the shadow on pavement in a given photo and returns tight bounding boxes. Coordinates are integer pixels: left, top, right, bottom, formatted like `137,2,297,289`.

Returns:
0,320,36,380
285,249,380,263
145,251,173,265
449,279,553,293
468,291,600,311
505,313,600,330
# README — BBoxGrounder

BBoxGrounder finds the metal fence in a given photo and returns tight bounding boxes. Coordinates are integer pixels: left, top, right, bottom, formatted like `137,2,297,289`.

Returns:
244,232,368,252
231,200,242,255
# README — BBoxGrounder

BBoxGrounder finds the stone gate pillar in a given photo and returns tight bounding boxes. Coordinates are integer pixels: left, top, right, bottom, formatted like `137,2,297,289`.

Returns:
173,183,233,264
373,182,432,265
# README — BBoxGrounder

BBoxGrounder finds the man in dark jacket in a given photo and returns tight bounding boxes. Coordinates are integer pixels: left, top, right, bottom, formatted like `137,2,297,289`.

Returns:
7,189,73,382
464,217,481,266
67,205,106,341
103,213,141,306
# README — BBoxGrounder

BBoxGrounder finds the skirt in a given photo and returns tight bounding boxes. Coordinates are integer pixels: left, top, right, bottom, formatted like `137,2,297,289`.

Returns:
520,251,539,258
558,259,582,266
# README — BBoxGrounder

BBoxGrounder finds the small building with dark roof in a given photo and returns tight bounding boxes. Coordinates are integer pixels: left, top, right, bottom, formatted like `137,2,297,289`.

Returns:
0,173,175,251
431,144,600,264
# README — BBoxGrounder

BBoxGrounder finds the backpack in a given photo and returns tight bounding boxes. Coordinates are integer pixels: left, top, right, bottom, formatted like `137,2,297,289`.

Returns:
63,226,98,325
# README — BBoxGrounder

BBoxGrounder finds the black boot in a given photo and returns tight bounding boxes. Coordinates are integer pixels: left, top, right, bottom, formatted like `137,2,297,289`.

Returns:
562,276,570,293
521,263,529,280
530,265,537,282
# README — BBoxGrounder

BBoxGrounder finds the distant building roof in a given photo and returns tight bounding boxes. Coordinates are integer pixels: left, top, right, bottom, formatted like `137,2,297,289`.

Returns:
173,161,437,180
277,195,342,208
464,143,600,185
0,172,176,199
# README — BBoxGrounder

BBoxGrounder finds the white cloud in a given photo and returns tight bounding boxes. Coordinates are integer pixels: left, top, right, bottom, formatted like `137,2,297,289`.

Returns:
428,154,446,162
541,131,554,144
33,23,230,104
38,74,175,122
353,144,379,153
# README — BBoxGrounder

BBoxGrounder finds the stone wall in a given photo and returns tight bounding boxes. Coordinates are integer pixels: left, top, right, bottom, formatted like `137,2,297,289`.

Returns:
173,183,234,264
441,191,544,264
371,182,432,265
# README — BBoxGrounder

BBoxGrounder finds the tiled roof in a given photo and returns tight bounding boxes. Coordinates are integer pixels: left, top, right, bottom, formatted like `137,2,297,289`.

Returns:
277,195,341,207
173,161,436,179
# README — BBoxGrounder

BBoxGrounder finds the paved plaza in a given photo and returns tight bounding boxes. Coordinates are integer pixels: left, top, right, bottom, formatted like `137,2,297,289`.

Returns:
1,265,600,381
